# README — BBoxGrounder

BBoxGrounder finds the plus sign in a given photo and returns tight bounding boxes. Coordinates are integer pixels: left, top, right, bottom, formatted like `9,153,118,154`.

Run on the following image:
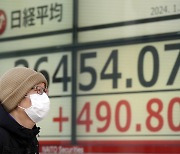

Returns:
53,107,69,132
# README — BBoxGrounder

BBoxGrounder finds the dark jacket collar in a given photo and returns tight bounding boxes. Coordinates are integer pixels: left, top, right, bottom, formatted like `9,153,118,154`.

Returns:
0,104,40,144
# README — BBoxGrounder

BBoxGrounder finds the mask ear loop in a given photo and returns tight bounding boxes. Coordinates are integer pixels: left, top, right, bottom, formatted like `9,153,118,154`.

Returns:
18,105,25,110
18,94,30,109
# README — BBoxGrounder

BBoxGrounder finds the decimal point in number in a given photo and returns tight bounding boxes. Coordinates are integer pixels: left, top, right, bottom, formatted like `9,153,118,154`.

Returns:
126,78,132,88
136,124,141,132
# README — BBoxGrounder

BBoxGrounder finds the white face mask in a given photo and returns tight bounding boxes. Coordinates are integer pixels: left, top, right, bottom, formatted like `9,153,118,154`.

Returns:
19,93,50,123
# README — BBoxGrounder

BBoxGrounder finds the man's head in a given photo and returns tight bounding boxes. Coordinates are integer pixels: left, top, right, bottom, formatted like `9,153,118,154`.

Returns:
0,67,47,112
